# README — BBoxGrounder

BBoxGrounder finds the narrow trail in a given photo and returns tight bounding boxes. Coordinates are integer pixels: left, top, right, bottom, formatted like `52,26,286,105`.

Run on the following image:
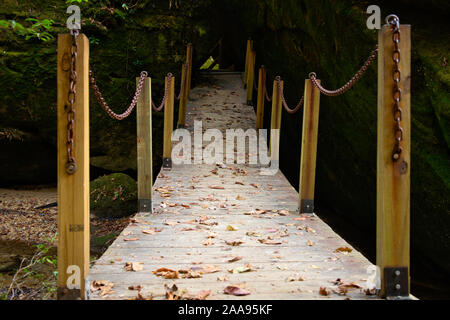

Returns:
89,73,377,300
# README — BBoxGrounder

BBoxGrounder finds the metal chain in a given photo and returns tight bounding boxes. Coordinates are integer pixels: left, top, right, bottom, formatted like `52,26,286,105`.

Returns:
387,14,403,161
65,29,79,175
275,76,304,114
90,70,148,120
308,45,379,96
262,66,272,102
176,61,189,100
152,73,173,112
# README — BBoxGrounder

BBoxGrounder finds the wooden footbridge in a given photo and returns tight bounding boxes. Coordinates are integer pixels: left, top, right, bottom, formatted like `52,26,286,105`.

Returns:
56,16,412,300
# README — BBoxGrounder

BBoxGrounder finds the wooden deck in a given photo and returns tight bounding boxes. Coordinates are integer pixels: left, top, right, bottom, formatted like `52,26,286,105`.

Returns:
88,73,378,300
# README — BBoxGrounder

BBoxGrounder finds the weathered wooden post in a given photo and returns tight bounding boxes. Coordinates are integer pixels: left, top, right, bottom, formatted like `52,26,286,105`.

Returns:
298,79,321,214
246,50,256,105
186,43,193,96
137,76,152,213
57,33,90,300
163,75,175,169
256,66,265,129
269,78,283,164
244,39,253,85
377,21,411,298
177,63,187,128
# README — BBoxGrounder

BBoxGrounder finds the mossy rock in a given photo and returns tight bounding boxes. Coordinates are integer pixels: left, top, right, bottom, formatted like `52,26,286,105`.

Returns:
90,173,137,218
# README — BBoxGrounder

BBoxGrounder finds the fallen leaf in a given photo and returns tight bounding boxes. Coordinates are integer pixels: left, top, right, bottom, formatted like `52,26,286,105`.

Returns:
278,210,290,216
228,256,242,263
307,240,315,246
335,247,353,253
123,238,139,242
224,286,251,296
91,280,114,297
226,225,239,231
236,195,246,200
228,264,255,274
125,262,144,272
153,268,179,279
203,239,214,246
194,290,211,300
209,185,225,190
142,228,162,235
225,240,243,246
258,238,282,245
201,265,221,274
319,287,330,296
128,285,143,291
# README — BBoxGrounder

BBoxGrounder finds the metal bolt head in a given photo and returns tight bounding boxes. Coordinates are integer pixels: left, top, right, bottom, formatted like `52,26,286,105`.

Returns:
395,270,401,276
65,162,78,175
395,284,401,290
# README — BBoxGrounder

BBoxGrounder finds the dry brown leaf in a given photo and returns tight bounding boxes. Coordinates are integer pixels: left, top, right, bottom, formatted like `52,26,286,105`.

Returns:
278,209,290,216
209,185,225,190
125,262,144,272
319,287,330,296
307,240,315,246
258,238,282,245
225,240,243,246
334,247,353,253
228,256,243,263
201,265,221,274
128,285,142,291
203,239,214,246
123,238,139,242
224,286,251,296
236,195,246,200
142,228,162,235
153,268,179,279
91,280,114,297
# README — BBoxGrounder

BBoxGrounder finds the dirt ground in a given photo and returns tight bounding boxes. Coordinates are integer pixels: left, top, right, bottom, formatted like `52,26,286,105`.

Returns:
0,187,132,300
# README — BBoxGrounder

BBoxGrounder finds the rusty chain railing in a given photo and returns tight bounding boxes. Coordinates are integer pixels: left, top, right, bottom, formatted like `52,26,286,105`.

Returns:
152,73,173,112
90,70,148,120
254,45,378,116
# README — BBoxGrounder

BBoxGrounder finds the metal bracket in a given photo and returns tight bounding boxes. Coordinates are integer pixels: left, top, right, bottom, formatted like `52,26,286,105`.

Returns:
384,267,409,298
300,199,314,214
163,158,172,170
57,288,82,300
139,199,152,213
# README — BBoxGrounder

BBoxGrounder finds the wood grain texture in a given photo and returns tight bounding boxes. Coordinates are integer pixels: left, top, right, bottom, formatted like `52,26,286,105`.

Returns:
299,79,321,212
178,64,187,127
256,68,265,129
163,76,175,160
137,77,152,207
377,25,411,296
246,50,255,103
57,34,90,299
89,74,378,300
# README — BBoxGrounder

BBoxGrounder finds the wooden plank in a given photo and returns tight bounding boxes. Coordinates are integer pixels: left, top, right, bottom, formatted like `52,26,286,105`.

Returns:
89,74,378,300
163,75,175,169
256,67,265,129
137,77,152,212
177,64,187,128
299,79,321,214
57,33,90,300
376,24,411,297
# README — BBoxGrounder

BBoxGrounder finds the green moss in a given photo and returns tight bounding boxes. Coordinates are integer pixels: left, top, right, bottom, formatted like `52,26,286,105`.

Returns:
90,173,137,218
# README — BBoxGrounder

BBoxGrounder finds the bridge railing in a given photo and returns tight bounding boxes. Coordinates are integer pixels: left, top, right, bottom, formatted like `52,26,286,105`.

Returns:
56,33,193,299
244,15,411,299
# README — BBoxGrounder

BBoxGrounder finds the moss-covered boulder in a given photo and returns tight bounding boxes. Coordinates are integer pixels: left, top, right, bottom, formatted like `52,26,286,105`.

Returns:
90,173,137,218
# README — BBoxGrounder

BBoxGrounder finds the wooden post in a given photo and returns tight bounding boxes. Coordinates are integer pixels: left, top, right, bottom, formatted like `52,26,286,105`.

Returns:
256,67,265,129
186,43,193,96
246,50,255,105
163,75,175,170
137,76,152,213
244,39,252,85
298,79,321,214
177,63,187,128
269,79,283,164
57,33,90,300
377,24,411,298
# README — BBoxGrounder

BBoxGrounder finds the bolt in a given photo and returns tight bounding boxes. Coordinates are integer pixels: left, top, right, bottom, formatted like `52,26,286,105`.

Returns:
395,284,401,290
395,270,401,276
